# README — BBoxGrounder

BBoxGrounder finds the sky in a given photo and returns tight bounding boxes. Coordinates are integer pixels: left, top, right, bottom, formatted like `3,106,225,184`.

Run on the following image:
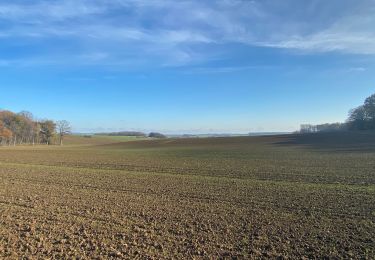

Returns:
0,0,375,134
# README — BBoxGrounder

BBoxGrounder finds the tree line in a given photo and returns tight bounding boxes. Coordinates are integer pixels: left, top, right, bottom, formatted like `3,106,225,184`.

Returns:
300,93,375,133
95,131,167,138
0,110,71,146
95,131,147,137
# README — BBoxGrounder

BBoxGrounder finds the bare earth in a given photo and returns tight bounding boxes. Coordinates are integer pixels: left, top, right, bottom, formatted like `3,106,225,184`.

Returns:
0,133,374,258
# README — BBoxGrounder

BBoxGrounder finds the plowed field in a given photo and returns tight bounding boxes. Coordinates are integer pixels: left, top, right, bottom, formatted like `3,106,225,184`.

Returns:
1,133,374,258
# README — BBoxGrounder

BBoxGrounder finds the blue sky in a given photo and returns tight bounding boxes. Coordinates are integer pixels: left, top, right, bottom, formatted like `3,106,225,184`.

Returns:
0,0,374,133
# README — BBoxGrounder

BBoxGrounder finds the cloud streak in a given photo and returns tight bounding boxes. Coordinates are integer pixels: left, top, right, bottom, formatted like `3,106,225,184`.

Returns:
0,0,374,68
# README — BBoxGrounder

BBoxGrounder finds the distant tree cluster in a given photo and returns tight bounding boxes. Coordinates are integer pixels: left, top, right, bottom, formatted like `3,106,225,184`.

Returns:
347,93,375,130
300,123,347,133
148,132,166,138
316,123,347,132
300,93,375,133
300,124,318,134
0,110,71,146
96,131,167,138
95,131,147,137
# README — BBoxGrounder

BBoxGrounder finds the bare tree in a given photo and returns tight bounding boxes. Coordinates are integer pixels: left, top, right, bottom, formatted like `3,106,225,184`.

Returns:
56,120,71,145
300,124,317,134
40,120,56,145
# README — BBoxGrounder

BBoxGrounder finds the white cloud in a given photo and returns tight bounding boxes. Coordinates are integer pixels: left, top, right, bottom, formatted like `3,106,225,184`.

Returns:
182,65,273,74
258,32,375,55
347,67,367,72
255,8,375,55
0,0,104,20
0,0,374,68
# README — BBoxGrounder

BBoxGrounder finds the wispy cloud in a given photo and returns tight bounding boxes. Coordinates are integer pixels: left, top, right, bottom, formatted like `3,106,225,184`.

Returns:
182,65,274,74
347,67,367,72
0,0,374,68
258,32,375,55
257,9,375,55
0,1,104,20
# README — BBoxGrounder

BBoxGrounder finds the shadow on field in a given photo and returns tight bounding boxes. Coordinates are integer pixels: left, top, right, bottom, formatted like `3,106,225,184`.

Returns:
274,131,375,153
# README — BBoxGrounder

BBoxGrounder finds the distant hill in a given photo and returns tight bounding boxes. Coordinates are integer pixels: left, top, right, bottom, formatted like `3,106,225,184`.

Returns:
94,131,147,137
248,132,292,136
167,132,292,138
148,132,166,138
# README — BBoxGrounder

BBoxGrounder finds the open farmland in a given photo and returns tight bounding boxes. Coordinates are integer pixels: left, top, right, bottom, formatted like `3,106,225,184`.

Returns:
0,132,375,258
